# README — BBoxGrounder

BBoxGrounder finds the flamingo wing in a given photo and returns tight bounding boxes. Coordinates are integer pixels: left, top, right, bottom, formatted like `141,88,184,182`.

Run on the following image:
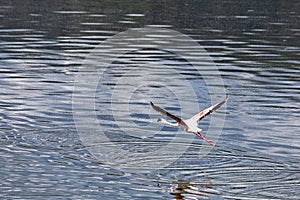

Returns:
150,101,183,124
191,97,228,123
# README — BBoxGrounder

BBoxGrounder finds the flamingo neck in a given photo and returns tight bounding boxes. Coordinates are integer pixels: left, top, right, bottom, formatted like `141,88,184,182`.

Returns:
158,119,178,127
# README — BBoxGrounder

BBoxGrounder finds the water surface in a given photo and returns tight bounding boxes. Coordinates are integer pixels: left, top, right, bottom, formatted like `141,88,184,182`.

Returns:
0,1,299,199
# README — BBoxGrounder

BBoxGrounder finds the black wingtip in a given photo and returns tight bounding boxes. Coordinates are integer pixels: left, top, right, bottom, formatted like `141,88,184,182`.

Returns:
225,96,229,101
150,101,154,106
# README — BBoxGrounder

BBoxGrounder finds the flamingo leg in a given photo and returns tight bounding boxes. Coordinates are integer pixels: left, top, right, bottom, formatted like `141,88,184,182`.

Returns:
196,132,215,146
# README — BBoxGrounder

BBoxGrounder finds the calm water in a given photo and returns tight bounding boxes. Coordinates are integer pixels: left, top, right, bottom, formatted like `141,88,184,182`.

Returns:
0,1,299,199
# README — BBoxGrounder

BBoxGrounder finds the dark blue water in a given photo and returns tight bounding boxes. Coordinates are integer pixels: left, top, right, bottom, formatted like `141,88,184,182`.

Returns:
0,1,299,199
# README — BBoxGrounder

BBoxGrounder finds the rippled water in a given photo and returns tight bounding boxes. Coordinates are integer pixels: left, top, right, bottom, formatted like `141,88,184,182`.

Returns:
0,1,299,199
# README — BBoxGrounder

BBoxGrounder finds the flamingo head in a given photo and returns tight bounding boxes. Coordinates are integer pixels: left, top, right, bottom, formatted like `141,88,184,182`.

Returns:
157,118,166,123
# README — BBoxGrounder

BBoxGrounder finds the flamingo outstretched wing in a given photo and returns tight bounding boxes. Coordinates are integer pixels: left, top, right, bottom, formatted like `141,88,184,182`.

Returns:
150,102,183,124
191,97,228,123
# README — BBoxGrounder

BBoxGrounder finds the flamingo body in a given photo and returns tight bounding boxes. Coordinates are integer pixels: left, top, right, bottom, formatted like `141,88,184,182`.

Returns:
150,97,228,146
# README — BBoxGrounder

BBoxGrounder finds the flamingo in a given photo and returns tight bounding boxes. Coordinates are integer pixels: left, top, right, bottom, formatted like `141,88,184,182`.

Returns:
150,97,228,146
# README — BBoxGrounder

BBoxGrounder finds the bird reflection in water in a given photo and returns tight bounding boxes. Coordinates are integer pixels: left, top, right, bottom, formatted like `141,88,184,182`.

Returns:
170,180,219,200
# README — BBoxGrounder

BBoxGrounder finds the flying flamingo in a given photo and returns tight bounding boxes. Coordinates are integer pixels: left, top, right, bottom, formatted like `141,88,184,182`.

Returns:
150,97,228,146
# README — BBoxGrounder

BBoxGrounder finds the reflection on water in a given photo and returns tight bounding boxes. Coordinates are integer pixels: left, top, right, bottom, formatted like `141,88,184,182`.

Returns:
0,0,299,199
170,180,219,199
